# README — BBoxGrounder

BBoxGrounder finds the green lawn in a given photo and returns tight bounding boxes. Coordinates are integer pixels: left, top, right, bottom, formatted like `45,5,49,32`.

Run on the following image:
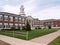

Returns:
0,29,58,40
48,36,60,45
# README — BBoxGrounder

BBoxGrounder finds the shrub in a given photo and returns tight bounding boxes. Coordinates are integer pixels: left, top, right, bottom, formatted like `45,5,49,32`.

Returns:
22,26,26,30
11,26,15,30
35,27,41,29
35,27,38,29
48,25,51,29
38,27,41,29
25,21,31,31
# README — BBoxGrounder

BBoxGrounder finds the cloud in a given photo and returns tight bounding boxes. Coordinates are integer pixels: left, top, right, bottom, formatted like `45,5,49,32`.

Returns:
22,0,37,15
5,0,8,1
32,6,60,20
2,5,20,14
2,0,37,15
1,0,60,20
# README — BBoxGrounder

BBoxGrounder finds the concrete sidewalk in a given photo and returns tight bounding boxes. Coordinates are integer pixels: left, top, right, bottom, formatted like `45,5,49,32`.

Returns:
0,35,45,45
30,30,60,45
0,30,60,45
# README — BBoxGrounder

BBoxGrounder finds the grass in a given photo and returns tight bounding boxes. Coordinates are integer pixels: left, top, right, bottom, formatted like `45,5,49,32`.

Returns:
0,29,58,40
48,36,60,45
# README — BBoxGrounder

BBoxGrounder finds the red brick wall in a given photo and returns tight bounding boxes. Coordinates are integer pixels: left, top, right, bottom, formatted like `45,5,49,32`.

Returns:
43,21,60,28
0,14,25,28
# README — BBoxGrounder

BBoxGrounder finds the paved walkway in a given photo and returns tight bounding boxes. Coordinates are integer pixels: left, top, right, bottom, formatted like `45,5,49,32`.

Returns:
0,30,60,45
0,35,45,45
30,30,60,45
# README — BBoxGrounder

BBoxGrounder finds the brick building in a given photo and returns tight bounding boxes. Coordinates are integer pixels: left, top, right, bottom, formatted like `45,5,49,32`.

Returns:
0,5,41,30
0,5,25,29
40,19,60,29
0,5,60,29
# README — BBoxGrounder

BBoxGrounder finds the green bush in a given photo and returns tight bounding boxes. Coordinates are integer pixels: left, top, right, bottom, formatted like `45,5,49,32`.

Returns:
48,25,51,29
25,21,31,31
11,26,15,29
38,27,41,29
35,27,41,29
35,27,38,29
22,26,26,30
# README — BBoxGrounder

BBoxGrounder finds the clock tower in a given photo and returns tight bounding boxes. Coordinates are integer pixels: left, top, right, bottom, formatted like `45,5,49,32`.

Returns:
20,5,25,16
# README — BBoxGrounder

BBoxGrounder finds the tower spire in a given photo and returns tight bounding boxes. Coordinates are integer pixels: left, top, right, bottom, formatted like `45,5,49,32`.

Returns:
20,5,25,16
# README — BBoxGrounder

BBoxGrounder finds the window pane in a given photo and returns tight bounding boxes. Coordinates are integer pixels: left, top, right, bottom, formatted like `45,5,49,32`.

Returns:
22,18,24,22
9,23,13,28
4,16,8,21
9,16,13,21
19,18,21,22
15,17,18,22
0,15,2,21
0,24,2,28
4,23,8,28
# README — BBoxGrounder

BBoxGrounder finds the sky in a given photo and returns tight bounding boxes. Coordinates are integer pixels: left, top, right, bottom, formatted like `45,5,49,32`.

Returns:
0,0,60,20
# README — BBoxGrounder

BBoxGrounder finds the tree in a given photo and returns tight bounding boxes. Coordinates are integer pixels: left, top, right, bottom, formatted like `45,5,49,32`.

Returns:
48,25,51,29
22,26,26,30
25,21,31,31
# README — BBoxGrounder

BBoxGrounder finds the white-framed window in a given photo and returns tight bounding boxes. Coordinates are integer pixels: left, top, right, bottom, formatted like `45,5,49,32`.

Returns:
15,17,18,22
9,16,13,21
19,24,21,26
9,23,13,28
19,18,21,22
22,24,25,26
4,23,8,28
21,18,25,22
0,15,2,21
19,24,22,29
0,23,2,28
15,24,18,29
4,16,8,21
56,25,58,27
